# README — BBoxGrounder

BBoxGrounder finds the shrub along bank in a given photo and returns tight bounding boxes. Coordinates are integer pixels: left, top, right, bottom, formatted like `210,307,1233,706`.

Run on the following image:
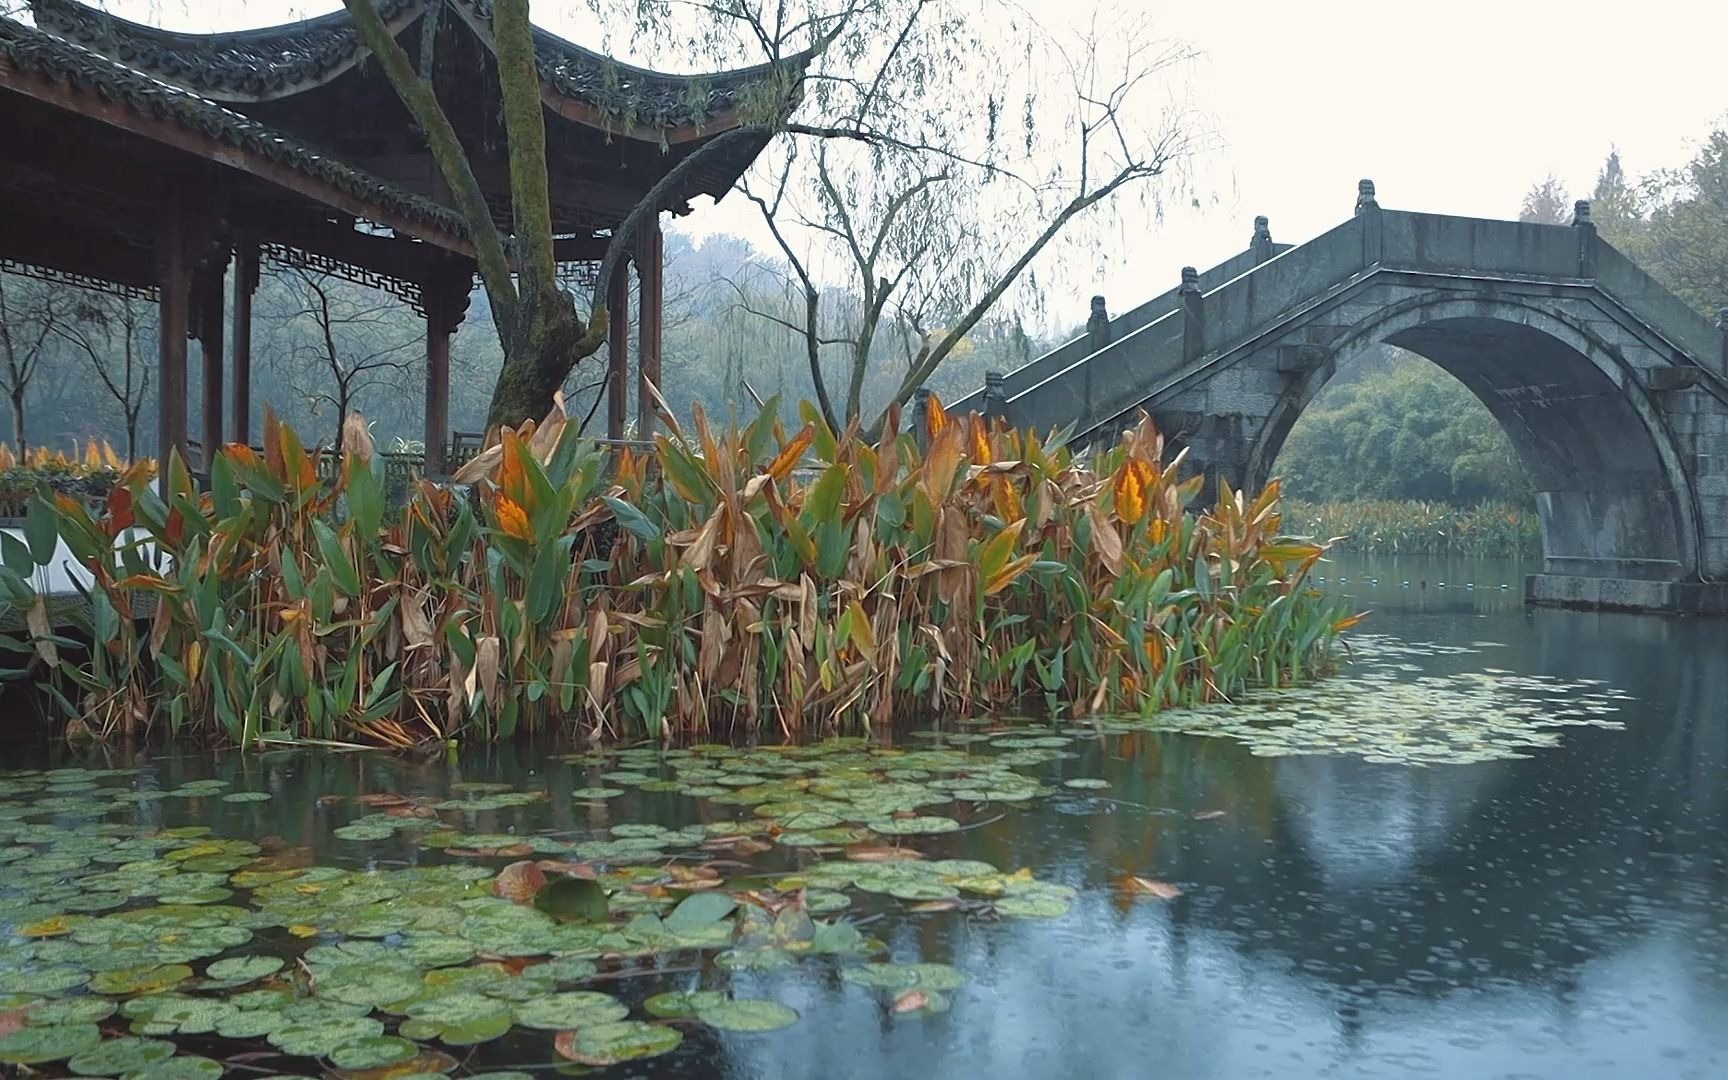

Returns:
2,398,1355,745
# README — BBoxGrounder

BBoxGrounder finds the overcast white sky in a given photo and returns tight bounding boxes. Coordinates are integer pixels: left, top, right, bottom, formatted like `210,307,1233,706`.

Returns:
75,1,1728,322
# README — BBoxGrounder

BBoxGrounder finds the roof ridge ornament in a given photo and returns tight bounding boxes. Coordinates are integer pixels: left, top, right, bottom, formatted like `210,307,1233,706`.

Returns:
1354,179,1378,216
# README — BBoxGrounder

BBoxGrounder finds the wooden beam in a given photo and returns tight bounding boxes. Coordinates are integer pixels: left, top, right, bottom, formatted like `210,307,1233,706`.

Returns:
635,214,663,440
231,243,258,446
156,193,189,475
607,261,630,441
421,276,471,477
0,66,474,256
197,262,227,460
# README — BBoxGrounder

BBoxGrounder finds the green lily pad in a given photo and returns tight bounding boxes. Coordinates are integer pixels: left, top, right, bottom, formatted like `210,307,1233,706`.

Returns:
867,816,960,835
402,991,514,1044
1063,778,1111,790
24,997,116,1025
266,1015,386,1057
333,823,396,842
89,964,193,996
0,1022,103,1064
65,1036,177,1076
642,990,728,1018
511,991,628,1030
220,792,273,803
697,998,799,1032
556,1020,682,1066
0,965,90,994
841,962,967,991
534,878,607,922
995,894,1071,918
571,787,624,800
664,891,736,931
329,1035,420,1070
204,955,282,984
124,1057,223,1080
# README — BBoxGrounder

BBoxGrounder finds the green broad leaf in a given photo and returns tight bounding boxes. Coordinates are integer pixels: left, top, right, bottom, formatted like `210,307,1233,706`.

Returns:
122,1056,223,1080
311,518,360,597
555,1020,681,1067
510,991,628,1030
88,963,192,995
602,496,660,543
840,962,967,992
329,1035,419,1070
0,529,33,574
642,990,727,1019
343,455,384,540
65,1035,177,1076
866,816,960,835
696,998,799,1033
533,877,608,923
265,1015,385,1058
204,955,282,983
23,490,61,567
0,1022,102,1065
663,891,737,931
525,535,575,625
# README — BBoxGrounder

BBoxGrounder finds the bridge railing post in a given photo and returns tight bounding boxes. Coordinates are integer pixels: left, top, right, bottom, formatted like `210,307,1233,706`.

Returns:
1086,294,1110,354
1251,215,1275,263
1355,179,1382,266
1180,266,1204,363
1572,200,1597,278
983,370,1007,423
909,386,932,452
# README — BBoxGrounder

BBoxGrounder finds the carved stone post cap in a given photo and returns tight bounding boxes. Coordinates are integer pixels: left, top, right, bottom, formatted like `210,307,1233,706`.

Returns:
1252,214,1271,239
1716,306,1728,332
1354,179,1379,214
1179,266,1200,292
985,370,1006,387
1089,294,1108,315
1572,199,1593,226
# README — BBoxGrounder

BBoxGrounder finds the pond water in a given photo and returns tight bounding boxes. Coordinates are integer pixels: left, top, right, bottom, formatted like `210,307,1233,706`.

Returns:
3,553,1726,1079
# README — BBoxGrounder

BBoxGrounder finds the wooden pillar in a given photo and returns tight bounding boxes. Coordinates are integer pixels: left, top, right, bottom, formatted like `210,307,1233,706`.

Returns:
196,262,226,462
156,198,189,473
231,243,258,446
635,214,663,440
606,259,630,441
422,273,471,477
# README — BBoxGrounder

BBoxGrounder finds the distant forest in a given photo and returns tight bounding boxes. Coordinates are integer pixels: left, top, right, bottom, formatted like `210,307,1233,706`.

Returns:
0,229,1057,458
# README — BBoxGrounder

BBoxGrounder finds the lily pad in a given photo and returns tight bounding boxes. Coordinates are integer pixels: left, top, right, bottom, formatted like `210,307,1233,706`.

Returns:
554,1020,682,1066
841,962,967,992
329,1035,421,1070
533,878,607,922
65,1036,177,1076
0,1022,103,1065
220,792,273,803
643,990,727,1018
697,998,799,1032
124,1057,223,1080
266,1015,386,1057
89,964,193,996
510,991,628,1030
204,955,283,983
664,891,736,930
867,816,960,835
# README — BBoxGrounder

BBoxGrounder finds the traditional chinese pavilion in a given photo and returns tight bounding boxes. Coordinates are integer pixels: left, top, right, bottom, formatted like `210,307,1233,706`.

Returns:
1,0,804,471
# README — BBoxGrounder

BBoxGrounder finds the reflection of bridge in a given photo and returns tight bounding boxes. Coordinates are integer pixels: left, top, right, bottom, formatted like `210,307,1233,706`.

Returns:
954,182,1728,613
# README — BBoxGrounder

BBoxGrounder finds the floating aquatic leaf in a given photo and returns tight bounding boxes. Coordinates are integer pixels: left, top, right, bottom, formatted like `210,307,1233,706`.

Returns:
0,966,89,993
534,878,607,922
124,1056,222,1080
891,988,950,1016
401,992,513,1044
0,1021,102,1064
995,895,1070,918
511,991,628,1030
490,861,548,903
266,1016,386,1057
1063,778,1110,790
220,792,272,803
715,948,796,971
1122,876,1182,900
332,823,396,842
64,1035,176,1076
89,964,192,996
698,998,799,1032
643,990,727,1018
664,891,736,930
203,956,282,984
554,1020,682,1066
841,962,966,992
329,1035,420,1070
25,997,115,1025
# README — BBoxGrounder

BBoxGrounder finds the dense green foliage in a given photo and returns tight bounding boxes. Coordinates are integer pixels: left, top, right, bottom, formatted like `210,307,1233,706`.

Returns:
1285,500,1539,557
1274,357,1528,506
2,403,1348,744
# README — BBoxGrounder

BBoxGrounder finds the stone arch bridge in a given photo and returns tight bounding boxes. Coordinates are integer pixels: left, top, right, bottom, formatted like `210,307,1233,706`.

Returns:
950,182,1728,614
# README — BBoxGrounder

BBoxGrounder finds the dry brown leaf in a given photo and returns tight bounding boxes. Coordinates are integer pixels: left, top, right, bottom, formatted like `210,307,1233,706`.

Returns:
845,844,924,862
491,860,548,903
908,900,959,913
1123,875,1182,900
892,989,930,1013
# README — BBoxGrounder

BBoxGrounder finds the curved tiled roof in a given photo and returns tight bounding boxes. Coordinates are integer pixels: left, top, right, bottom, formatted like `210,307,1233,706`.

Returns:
0,15,471,241
30,0,810,131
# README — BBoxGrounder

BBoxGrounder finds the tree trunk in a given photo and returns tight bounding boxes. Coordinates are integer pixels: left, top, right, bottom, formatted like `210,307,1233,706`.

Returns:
11,391,24,454
486,343,570,431
125,418,137,463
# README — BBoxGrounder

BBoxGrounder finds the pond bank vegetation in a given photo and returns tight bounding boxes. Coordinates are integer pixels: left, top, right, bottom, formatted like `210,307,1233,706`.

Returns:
3,398,1353,746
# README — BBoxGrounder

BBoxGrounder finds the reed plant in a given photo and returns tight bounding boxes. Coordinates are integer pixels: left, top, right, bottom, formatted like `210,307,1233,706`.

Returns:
1284,499,1538,557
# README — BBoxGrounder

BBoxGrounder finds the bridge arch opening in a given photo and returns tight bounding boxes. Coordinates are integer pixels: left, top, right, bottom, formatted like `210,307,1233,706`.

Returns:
1251,301,1699,582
